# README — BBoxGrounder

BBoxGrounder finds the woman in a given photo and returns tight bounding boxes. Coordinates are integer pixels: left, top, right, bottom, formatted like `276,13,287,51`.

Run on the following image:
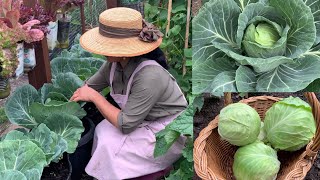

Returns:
70,7,188,180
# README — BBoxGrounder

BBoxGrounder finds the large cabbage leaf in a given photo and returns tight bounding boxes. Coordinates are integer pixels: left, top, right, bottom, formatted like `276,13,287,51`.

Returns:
44,113,84,153
0,140,46,176
29,101,86,122
0,170,27,180
51,72,84,100
4,85,40,128
193,0,320,93
51,57,104,81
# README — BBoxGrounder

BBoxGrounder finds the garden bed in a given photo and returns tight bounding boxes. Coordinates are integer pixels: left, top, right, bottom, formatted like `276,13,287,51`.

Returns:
193,92,320,180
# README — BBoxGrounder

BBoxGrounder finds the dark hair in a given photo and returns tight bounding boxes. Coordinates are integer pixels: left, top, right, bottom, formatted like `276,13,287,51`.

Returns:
139,47,169,70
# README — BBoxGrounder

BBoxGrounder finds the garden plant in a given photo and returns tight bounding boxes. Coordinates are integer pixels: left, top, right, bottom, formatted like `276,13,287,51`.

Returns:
193,0,320,93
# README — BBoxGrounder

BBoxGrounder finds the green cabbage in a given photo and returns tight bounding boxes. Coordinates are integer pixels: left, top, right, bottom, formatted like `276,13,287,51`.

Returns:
193,0,320,93
218,103,261,146
264,96,316,151
233,141,280,180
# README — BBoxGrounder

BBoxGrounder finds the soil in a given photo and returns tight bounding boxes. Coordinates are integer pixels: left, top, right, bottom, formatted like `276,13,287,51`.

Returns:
193,92,320,180
42,154,71,180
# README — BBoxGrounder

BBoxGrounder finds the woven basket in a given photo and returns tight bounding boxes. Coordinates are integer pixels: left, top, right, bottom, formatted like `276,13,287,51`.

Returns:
194,92,320,180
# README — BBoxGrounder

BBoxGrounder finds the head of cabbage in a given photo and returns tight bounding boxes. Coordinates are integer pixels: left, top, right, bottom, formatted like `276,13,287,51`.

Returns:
264,96,316,151
233,141,280,180
193,0,320,94
218,103,261,146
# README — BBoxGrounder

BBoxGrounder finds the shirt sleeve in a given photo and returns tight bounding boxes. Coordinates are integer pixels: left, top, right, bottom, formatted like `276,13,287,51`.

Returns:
117,65,167,134
86,61,110,92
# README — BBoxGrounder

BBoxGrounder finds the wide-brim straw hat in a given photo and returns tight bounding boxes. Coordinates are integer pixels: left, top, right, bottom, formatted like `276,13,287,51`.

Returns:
80,7,163,57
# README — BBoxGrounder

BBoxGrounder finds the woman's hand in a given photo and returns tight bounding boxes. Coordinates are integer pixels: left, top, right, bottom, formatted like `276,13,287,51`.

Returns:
70,84,100,102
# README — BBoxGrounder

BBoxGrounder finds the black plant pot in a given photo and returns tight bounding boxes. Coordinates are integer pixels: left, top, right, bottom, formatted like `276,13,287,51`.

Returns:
68,117,95,180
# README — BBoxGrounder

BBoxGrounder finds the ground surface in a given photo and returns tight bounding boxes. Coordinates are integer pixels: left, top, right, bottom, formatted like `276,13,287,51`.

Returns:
193,93,320,180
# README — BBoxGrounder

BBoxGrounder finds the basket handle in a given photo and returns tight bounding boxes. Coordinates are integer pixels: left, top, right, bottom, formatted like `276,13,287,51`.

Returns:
304,92,320,154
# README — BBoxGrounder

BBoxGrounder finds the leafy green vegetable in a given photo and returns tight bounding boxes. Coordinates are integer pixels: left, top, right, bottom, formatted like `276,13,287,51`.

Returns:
0,140,46,177
218,103,261,146
51,57,104,81
233,141,280,180
193,0,320,93
5,85,40,128
264,96,316,151
44,113,84,153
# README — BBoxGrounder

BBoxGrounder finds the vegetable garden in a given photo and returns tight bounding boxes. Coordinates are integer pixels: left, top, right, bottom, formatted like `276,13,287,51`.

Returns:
0,0,193,179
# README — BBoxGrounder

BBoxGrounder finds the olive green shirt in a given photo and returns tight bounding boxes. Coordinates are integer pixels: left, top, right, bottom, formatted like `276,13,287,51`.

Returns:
87,58,188,134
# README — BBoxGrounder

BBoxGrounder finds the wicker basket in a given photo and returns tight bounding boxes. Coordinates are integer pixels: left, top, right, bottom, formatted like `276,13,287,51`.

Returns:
194,93,320,180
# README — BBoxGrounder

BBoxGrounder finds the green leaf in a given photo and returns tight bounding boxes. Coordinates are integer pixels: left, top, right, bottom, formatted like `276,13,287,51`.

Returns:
182,139,193,162
44,113,84,153
52,72,84,100
5,85,40,128
0,170,27,180
193,0,240,49
234,0,260,11
154,129,180,157
270,0,316,58
169,25,181,36
192,57,237,94
24,169,41,180
256,55,320,91
29,101,86,123
210,71,237,96
235,65,257,92
40,84,55,104
167,105,194,136
171,5,186,13
0,140,46,175
305,79,320,92
27,124,66,164
184,48,192,58
305,0,320,45
213,42,294,73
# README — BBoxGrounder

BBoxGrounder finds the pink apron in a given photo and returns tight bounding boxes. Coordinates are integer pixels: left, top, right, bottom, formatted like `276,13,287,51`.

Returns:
85,60,186,180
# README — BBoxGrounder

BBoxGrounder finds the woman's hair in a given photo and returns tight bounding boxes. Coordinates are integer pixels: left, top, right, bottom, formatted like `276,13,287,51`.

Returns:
139,47,169,70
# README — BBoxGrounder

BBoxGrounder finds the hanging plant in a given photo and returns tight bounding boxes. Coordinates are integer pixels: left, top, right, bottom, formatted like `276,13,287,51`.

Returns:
0,0,44,78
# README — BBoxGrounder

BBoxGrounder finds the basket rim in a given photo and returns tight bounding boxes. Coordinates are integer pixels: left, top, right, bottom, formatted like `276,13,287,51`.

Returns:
194,95,319,180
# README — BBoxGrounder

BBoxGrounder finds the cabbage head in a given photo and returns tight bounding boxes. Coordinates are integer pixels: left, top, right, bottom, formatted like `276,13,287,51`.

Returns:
233,141,280,180
193,0,320,94
218,103,261,146
264,96,316,151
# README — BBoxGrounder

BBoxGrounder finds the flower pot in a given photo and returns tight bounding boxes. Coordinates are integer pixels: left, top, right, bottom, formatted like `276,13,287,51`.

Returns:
57,14,72,49
68,117,95,180
0,77,10,99
15,43,24,77
47,21,58,51
42,153,72,180
23,47,36,73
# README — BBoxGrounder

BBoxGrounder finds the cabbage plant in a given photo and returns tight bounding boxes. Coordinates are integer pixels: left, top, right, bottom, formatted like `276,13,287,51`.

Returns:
264,96,316,151
218,103,261,146
233,141,280,180
193,0,320,93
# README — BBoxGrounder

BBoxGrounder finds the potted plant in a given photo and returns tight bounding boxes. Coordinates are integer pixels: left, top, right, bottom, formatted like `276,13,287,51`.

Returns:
19,2,53,72
0,0,44,98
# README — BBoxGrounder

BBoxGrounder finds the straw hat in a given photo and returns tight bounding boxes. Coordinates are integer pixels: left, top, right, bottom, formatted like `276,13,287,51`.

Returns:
80,7,163,57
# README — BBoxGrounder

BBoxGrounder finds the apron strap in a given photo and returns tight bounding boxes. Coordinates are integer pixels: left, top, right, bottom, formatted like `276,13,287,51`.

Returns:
124,60,161,99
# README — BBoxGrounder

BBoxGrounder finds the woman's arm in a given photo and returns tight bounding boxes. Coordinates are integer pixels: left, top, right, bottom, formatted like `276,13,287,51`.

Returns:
70,84,120,128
